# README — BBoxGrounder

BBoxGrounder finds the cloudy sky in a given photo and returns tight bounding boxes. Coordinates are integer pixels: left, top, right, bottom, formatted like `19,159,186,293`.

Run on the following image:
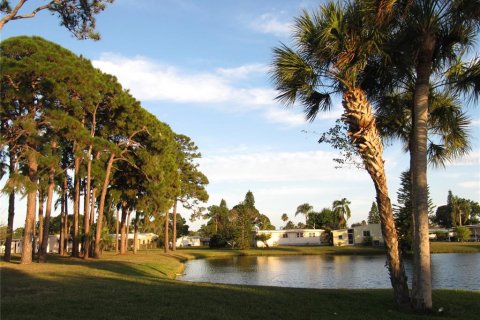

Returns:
1,0,479,230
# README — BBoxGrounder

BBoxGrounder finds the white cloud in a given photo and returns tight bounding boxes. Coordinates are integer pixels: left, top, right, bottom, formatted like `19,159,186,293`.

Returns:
446,151,480,166
459,180,480,189
216,64,270,79
199,150,369,183
92,52,306,127
250,13,293,37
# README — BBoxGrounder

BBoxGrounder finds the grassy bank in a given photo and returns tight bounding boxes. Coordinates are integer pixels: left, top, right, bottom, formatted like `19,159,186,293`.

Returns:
2,249,479,320
429,241,480,253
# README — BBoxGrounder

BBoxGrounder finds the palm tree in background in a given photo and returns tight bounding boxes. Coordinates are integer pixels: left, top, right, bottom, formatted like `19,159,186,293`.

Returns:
271,1,410,306
295,203,313,226
332,198,351,228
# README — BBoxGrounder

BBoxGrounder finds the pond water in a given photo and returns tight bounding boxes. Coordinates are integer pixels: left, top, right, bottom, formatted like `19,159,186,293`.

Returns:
179,253,480,290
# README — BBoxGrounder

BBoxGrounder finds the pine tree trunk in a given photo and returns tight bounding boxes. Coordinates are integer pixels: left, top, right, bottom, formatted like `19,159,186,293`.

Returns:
20,152,38,264
125,209,131,252
62,174,69,255
83,144,93,259
411,32,435,311
164,212,169,253
133,211,139,254
115,206,119,254
4,148,16,262
39,141,57,261
72,153,81,258
343,88,410,308
120,202,128,255
39,152,56,262
94,153,115,258
172,201,177,251
37,189,44,255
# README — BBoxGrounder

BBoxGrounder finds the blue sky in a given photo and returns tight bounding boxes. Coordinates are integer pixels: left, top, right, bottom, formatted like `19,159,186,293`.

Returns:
1,0,479,230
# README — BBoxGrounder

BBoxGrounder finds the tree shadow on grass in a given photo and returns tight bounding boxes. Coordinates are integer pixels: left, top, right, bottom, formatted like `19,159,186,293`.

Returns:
2,261,479,320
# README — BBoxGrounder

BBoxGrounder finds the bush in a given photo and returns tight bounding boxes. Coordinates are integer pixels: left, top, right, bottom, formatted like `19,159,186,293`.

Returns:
363,236,372,246
209,234,228,248
454,226,471,242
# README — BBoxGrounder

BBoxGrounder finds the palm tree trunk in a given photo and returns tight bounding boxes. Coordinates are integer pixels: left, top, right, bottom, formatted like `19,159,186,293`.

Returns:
4,148,17,262
411,31,435,311
172,201,177,251
94,153,115,258
20,151,38,264
343,88,410,308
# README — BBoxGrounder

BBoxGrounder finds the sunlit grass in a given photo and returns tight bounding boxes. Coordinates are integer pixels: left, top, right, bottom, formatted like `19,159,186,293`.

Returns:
2,247,479,319
429,241,480,253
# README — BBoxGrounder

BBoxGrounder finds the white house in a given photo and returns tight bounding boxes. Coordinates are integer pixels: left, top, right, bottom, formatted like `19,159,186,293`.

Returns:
255,229,326,247
176,235,202,247
112,232,158,250
333,224,385,246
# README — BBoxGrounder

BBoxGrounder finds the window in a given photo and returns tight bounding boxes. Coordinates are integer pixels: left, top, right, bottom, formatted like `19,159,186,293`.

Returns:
296,233,304,238
363,230,371,237
282,233,288,238
309,233,316,237
338,235,343,240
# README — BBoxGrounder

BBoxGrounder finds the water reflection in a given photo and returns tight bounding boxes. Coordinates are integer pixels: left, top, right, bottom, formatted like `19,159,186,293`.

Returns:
179,254,480,290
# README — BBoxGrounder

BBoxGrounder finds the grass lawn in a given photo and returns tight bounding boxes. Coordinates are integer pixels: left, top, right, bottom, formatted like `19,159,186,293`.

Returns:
2,247,479,320
429,241,480,253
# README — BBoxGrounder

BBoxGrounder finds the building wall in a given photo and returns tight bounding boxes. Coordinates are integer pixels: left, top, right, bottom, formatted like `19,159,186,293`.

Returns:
255,229,325,247
332,229,350,246
353,224,384,246
176,236,201,247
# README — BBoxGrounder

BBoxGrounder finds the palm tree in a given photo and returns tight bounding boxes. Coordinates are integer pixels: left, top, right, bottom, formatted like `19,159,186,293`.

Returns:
281,213,289,223
295,203,313,227
366,0,480,310
271,2,410,307
332,198,351,228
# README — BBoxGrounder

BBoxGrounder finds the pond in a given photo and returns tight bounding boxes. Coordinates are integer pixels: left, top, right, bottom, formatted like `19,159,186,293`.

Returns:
179,253,480,290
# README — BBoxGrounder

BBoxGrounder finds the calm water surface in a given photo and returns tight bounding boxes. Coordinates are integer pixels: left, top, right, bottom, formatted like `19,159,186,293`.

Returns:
179,253,479,290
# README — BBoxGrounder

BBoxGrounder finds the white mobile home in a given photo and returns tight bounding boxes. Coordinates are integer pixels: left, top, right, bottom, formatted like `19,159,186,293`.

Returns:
176,236,202,247
255,229,326,247
333,224,384,246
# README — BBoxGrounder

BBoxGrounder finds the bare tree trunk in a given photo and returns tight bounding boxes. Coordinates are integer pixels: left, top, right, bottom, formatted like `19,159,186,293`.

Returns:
120,202,128,255
90,187,97,227
72,153,81,258
39,144,56,262
82,144,93,259
62,174,69,255
20,152,38,264
164,212,169,253
4,148,17,262
133,211,139,254
93,153,115,258
125,209,131,252
172,201,177,251
411,32,435,311
115,206,119,254
37,189,45,255
343,88,410,308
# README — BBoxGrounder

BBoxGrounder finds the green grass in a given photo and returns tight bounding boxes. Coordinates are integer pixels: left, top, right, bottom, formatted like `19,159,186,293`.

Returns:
2,248,479,320
429,241,480,253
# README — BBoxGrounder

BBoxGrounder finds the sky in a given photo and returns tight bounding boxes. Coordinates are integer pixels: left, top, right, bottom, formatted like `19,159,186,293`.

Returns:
1,0,479,231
